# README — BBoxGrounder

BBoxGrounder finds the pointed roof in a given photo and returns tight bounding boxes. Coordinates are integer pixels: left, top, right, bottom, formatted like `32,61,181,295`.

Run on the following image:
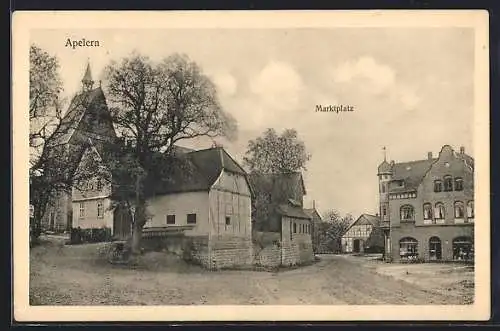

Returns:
82,62,93,83
377,160,392,174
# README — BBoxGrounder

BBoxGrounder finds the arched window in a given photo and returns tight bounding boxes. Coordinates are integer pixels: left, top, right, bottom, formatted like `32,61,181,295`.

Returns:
467,201,474,218
444,175,453,191
423,203,432,220
454,177,464,191
454,201,465,219
400,205,414,221
434,202,445,219
434,180,443,192
399,237,418,260
452,236,473,261
429,237,442,260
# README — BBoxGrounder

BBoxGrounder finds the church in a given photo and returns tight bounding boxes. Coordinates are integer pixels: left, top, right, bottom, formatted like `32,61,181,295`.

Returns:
41,63,117,232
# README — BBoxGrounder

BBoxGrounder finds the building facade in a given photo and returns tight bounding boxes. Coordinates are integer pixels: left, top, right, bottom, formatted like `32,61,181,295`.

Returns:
341,214,384,254
378,145,474,262
249,172,314,266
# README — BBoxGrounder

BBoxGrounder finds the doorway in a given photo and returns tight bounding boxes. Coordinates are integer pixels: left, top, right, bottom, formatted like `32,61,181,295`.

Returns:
353,239,361,253
429,236,442,261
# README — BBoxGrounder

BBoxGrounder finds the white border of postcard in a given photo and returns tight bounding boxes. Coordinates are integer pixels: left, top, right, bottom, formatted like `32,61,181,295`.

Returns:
12,10,490,322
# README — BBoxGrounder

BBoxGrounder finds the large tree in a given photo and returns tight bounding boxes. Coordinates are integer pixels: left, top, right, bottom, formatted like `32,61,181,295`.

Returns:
243,128,310,174
29,44,66,241
102,52,237,254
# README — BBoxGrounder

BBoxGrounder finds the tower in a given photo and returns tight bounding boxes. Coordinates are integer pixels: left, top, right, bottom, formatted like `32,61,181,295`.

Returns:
81,61,94,92
377,147,392,222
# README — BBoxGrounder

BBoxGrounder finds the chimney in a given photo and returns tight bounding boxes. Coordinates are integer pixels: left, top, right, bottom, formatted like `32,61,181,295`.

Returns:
312,200,316,209
460,146,465,154
428,152,433,160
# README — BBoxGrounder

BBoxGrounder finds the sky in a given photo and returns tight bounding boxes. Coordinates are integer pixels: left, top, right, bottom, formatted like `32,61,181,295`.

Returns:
31,28,475,218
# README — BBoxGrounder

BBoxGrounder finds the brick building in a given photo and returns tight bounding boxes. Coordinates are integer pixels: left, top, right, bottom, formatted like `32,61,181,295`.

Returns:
378,145,474,262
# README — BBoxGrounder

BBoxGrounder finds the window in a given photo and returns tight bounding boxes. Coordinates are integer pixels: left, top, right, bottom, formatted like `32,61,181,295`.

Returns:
467,201,474,218
293,222,297,233
434,180,443,192
444,175,453,191
96,179,103,191
400,205,414,221
423,203,432,220
79,202,85,218
399,237,418,260
429,237,442,260
381,184,386,193
454,177,463,191
225,216,231,225
453,237,473,261
166,214,175,225
97,200,104,218
434,202,445,219
187,213,197,224
454,201,465,218
381,205,387,217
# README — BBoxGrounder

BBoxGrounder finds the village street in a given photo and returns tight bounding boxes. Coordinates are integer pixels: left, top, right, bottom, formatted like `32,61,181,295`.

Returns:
29,236,473,306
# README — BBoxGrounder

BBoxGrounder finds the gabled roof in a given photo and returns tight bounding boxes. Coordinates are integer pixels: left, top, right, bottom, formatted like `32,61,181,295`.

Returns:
47,87,113,147
387,145,475,193
345,213,380,233
151,147,250,196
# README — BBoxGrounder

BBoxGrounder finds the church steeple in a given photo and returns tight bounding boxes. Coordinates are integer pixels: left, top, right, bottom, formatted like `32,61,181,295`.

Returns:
82,61,94,91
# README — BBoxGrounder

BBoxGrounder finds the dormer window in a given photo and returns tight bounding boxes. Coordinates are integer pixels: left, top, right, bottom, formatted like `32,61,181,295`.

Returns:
434,180,443,192
444,175,453,192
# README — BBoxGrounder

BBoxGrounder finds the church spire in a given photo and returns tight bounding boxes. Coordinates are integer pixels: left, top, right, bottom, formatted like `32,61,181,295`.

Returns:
82,60,94,91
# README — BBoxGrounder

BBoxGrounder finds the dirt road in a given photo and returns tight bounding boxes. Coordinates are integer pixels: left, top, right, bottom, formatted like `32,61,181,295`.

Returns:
29,240,471,305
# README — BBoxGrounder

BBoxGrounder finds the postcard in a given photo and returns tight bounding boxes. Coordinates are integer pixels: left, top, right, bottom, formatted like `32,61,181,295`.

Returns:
12,10,490,321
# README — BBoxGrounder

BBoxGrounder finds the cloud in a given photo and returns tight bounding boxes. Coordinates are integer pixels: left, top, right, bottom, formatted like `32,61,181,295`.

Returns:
211,72,237,97
249,61,304,111
331,56,419,110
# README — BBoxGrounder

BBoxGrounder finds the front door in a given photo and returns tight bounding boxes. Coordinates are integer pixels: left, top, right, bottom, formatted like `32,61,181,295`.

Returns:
353,239,360,253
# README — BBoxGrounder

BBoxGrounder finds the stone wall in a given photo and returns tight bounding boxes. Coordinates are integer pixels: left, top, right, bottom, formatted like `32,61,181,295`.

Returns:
210,236,253,269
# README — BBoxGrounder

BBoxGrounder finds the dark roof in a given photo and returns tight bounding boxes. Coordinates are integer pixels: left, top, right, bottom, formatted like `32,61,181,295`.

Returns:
377,160,392,174
361,213,381,226
151,147,250,196
277,202,312,220
82,63,93,83
248,172,306,196
386,145,475,193
345,213,380,233
47,87,110,147
304,208,323,221
390,159,436,192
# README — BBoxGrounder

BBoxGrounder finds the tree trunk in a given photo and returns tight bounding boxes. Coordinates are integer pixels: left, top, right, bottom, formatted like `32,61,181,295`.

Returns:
131,222,143,255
